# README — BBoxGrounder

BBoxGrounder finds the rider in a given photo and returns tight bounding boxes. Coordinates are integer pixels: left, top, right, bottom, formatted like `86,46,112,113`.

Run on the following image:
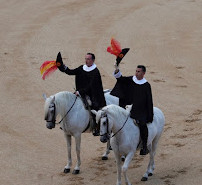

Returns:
56,52,106,136
111,64,153,155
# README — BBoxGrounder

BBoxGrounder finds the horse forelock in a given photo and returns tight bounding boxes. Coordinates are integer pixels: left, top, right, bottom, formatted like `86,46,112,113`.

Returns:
44,95,54,119
96,110,104,123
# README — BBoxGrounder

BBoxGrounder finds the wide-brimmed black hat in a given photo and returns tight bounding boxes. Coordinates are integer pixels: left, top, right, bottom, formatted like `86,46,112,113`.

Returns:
56,52,63,67
116,48,130,66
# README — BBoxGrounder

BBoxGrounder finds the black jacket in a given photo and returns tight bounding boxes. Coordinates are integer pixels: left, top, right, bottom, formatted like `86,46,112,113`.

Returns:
64,65,106,110
111,75,153,123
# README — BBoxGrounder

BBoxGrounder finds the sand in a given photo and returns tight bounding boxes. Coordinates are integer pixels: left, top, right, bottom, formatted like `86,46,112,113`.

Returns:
0,0,202,184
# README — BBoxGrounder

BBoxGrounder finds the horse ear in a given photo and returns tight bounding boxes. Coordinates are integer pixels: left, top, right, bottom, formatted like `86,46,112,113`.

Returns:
52,96,55,103
125,105,132,112
91,110,97,115
43,93,47,101
101,111,107,117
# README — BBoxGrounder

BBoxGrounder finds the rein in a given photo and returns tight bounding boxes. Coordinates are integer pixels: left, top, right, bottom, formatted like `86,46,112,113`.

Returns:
111,115,129,138
100,114,130,138
55,96,78,124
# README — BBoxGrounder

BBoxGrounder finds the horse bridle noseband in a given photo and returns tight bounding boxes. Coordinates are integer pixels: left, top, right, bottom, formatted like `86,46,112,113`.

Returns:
46,96,78,124
100,114,129,138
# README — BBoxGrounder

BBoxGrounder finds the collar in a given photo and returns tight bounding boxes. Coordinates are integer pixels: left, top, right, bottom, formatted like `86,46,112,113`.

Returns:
83,63,97,72
132,76,147,85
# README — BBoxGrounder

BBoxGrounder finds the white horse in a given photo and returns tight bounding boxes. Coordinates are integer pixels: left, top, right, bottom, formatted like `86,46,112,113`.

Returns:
43,90,118,174
92,104,165,185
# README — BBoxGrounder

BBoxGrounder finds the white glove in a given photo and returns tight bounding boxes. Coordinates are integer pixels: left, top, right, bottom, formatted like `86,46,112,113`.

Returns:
74,91,81,97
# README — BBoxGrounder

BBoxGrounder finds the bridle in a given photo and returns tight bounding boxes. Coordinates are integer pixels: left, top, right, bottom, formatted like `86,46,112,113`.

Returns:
100,114,110,137
46,96,78,124
45,102,56,124
100,113,129,138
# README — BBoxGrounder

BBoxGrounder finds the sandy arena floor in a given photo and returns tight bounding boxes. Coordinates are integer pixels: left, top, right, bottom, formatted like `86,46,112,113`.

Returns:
0,0,202,184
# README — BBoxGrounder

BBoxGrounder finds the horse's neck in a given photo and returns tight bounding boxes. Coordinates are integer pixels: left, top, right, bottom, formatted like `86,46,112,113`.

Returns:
55,92,76,114
111,115,129,135
111,114,140,145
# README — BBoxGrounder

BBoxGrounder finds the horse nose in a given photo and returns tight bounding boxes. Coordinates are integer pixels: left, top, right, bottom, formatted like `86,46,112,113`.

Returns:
46,122,55,129
100,136,108,143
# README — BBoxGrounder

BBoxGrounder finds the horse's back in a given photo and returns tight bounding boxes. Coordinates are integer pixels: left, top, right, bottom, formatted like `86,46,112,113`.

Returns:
154,107,165,123
152,107,165,131
104,90,119,105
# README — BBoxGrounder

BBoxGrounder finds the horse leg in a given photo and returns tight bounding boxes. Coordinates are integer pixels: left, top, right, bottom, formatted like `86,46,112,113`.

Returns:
141,136,160,181
122,152,134,185
64,134,72,173
102,140,111,160
113,150,122,185
72,134,81,174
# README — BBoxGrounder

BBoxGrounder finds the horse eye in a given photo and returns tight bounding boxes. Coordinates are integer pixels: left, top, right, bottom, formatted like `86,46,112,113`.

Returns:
50,104,54,108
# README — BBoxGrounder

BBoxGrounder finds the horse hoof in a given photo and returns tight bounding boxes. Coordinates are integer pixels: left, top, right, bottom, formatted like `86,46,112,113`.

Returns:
141,177,148,181
148,173,153,176
72,169,80,174
102,156,108,160
64,168,70,173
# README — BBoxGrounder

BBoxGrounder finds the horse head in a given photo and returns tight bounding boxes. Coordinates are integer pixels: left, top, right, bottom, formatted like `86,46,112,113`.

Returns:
44,94,56,129
91,109,111,143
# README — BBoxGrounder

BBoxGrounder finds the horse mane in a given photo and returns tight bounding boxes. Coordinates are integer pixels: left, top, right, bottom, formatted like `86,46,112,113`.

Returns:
102,104,130,120
55,91,75,104
44,91,76,119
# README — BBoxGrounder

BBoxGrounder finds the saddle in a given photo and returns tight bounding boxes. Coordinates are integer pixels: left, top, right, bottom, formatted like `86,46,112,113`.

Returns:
79,95,97,134
80,95,92,110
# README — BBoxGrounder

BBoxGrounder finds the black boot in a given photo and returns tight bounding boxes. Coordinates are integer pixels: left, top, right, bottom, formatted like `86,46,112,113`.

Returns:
139,122,149,155
140,144,149,155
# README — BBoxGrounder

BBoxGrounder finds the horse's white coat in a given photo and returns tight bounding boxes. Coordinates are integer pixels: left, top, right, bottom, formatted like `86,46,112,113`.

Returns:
94,104,165,185
44,91,118,173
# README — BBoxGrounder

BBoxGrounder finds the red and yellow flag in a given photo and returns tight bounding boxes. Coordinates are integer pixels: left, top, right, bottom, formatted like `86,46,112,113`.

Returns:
40,60,57,80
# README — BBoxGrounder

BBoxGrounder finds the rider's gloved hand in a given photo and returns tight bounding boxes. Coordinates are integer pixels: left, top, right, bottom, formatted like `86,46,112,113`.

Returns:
58,64,67,72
